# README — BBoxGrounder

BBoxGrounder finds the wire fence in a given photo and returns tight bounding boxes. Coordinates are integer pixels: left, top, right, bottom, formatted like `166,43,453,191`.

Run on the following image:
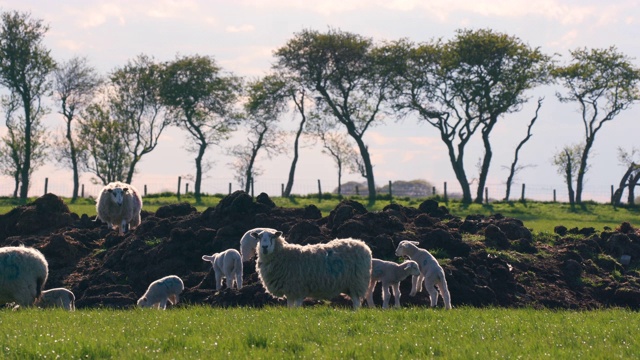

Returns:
0,175,618,204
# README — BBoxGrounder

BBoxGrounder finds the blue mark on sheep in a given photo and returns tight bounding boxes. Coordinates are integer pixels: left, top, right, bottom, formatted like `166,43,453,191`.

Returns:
1,254,20,280
325,250,344,276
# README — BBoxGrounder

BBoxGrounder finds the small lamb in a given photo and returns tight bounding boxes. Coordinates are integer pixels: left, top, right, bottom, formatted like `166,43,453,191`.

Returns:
395,240,452,309
36,288,75,311
365,259,421,309
137,275,184,310
202,249,243,290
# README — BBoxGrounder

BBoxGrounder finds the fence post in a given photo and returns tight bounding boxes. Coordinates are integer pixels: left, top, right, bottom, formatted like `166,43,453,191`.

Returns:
485,187,488,204
144,185,147,197
81,184,85,198
317,179,322,201
389,180,393,203
185,183,189,194
177,176,181,201
553,189,556,202
611,185,614,204
444,182,448,202
281,183,284,197
250,177,254,198
44,178,48,195
432,186,436,196
356,186,359,196
229,183,232,195
521,183,526,201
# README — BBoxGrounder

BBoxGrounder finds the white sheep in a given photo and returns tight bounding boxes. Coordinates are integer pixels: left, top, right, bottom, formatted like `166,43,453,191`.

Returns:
395,240,452,309
137,275,184,310
96,181,143,235
36,288,76,311
365,259,421,309
239,227,276,262
253,229,372,309
202,249,243,290
0,246,49,308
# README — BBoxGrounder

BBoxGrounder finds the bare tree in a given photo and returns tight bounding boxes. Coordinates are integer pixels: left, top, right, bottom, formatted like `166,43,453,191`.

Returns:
53,56,102,201
552,144,584,208
613,147,640,206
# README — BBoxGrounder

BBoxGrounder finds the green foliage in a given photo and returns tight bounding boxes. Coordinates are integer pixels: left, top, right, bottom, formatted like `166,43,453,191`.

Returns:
0,307,637,359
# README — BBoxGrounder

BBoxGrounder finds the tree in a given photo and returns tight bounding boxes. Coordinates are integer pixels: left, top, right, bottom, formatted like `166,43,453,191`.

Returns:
53,56,102,201
275,28,395,204
229,76,287,192
317,130,359,197
613,147,640,206
390,29,552,203
79,103,131,185
552,144,584,207
160,54,242,203
0,11,56,202
109,54,169,184
554,46,640,204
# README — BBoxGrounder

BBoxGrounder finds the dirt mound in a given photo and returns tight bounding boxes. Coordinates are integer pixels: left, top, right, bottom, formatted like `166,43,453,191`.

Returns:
1,191,638,309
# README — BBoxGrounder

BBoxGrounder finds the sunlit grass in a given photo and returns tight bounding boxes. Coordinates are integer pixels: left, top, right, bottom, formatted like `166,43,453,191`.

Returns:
0,306,637,359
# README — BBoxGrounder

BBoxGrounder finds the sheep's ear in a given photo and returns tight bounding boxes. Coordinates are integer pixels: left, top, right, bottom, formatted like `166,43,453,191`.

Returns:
274,231,283,238
250,231,260,239
409,241,420,245
107,189,113,193
123,187,129,193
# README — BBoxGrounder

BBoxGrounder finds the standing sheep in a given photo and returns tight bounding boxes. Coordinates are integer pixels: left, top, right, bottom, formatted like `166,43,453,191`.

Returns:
36,288,76,311
395,240,452,309
0,246,48,308
365,259,421,309
239,228,276,262
96,181,143,235
202,249,243,290
253,229,372,309
137,275,184,310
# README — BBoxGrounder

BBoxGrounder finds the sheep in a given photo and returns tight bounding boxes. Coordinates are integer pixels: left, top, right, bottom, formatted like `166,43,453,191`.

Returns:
96,181,143,235
365,259,421,309
36,288,75,311
0,246,48,308
239,227,276,262
395,240,452,309
253,229,372,309
202,249,243,290
137,275,184,310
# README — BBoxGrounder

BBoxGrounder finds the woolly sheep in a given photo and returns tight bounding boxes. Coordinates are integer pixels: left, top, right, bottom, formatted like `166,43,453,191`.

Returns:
365,259,421,309
253,229,372,309
96,181,143,235
202,249,243,290
0,246,48,308
395,240,452,309
239,228,276,262
36,288,75,311
137,275,184,309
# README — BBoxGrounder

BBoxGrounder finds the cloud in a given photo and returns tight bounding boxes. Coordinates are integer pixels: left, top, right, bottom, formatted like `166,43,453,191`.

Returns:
225,24,255,33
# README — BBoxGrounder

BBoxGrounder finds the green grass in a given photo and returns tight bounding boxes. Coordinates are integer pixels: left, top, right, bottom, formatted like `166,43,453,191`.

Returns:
3,194,640,233
0,306,637,359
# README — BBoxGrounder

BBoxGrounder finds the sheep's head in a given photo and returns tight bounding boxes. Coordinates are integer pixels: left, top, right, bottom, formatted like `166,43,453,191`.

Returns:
395,240,419,257
253,230,283,256
202,254,217,266
402,260,421,276
108,187,128,206
137,296,149,307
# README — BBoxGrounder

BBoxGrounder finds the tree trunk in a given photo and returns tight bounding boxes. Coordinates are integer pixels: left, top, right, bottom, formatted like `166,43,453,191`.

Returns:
613,164,635,206
19,101,32,203
576,138,594,204
194,142,207,204
565,149,575,208
352,133,376,204
283,118,306,197
66,118,80,202
444,135,472,203
627,172,640,206
475,124,494,203
504,99,541,201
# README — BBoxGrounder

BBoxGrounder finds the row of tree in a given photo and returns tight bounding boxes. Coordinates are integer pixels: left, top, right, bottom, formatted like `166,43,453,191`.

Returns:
1,10,639,205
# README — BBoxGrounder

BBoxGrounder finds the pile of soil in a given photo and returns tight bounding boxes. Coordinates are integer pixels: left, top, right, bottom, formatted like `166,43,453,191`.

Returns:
1,191,638,309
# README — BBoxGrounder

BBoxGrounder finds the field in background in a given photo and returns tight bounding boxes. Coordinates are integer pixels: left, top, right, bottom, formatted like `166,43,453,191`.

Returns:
2,193,640,233
0,307,637,359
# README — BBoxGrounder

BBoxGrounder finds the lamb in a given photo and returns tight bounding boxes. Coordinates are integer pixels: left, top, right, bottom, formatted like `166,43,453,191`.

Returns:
0,246,48,308
239,227,276,262
253,229,372,309
395,240,452,309
137,275,184,309
202,249,243,290
365,259,421,309
96,181,143,235
36,288,75,311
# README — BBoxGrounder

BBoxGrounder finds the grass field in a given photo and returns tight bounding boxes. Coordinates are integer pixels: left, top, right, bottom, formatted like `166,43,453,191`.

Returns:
3,193,640,233
0,306,637,359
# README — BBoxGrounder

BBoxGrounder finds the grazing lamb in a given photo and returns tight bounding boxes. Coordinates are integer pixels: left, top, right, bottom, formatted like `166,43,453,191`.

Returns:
240,228,276,262
137,275,184,310
395,240,452,309
253,229,372,309
96,181,143,235
36,288,75,311
365,259,421,309
202,249,243,290
0,246,48,308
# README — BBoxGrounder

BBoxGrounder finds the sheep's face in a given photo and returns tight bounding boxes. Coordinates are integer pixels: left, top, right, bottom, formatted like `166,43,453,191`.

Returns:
258,231,282,256
108,187,127,206
137,296,149,307
403,261,421,276
395,241,418,257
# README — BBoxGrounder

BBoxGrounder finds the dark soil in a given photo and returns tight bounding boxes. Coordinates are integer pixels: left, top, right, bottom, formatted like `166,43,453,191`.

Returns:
1,192,639,310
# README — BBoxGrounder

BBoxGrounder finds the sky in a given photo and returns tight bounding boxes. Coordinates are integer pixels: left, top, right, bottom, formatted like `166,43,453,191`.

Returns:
0,0,639,202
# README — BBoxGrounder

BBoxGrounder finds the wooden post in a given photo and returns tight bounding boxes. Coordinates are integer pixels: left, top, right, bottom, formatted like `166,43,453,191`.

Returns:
185,183,189,194
553,189,556,202
281,183,284,197
317,179,322,201
250,177,254,198
611,185,614,204
432,186,436,196
444,182,448,202
177,176,181,201
44,178,48,194
389,180,393,203
356,186,359,196
229,183,232,195
485,187,488,204
144,185,147,197
81,184,85,198
521,183,526,201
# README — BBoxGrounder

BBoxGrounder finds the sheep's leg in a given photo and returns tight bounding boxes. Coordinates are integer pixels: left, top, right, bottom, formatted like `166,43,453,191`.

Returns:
214,272,223,291
350,291,362,310
160,298,168,310
381,284,391,309
235,272,243,290
287,298,303,308
437,279,452,310
410,275,420,296
425,278,439,307
365,280,377,307
391,283,402,308
416,274,424,293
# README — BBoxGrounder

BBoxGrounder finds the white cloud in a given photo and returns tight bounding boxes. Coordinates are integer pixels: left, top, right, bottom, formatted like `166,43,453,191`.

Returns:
225,24,255,33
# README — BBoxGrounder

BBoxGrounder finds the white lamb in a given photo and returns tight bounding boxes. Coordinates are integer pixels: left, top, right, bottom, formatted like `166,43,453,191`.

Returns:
96,181,143,235
253,229,372,309
395,240,452,309
365,259,421,309
137,275,184,310
0,246,48,308
202,249,243,290
239,227,276,262
36,288,76,311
